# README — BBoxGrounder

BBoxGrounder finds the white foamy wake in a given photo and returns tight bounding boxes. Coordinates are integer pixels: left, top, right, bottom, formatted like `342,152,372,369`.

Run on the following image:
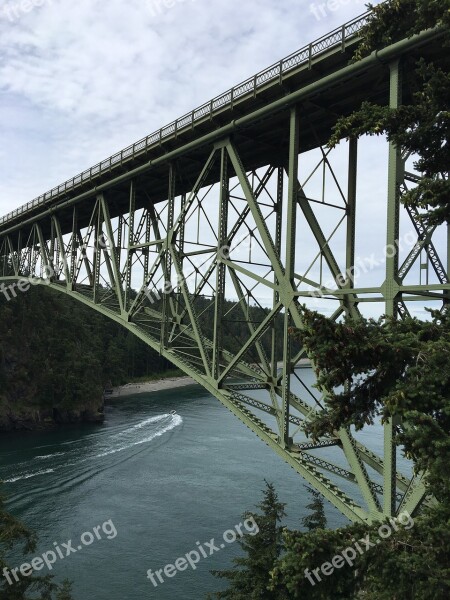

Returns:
96,414,182,457
35,452,66,460
5,469,54,483
116,414,168,435
3,414,182,483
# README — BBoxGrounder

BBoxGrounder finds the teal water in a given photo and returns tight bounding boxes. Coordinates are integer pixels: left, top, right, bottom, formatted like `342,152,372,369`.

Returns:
0,376,353,599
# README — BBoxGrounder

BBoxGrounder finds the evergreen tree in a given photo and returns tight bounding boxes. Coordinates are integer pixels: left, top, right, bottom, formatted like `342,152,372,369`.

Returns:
0,486,73,599
329,0,450,227
270,1,450,598
209,481,287,599
55,581,74,600
301,486,327,532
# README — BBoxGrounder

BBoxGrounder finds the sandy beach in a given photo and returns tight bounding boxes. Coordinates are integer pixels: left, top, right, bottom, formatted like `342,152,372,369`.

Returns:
108,375,196,398
108,358,311,399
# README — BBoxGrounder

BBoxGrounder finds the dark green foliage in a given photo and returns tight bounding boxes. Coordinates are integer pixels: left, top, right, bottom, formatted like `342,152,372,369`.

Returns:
272,507,450,600
279,305,450,598
209,481,287,599
272,523,368,600
301,486,327,532
0,487,73,599
330,0,450,226
55,581,73,600
329,60,450,226
296,307,450,502
354,0,450,62
0,286,173,428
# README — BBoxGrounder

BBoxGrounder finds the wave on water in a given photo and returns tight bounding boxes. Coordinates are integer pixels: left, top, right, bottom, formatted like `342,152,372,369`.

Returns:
35,452,66,460
5,469,54,483
97,414,182,457
129,415,168,431
3,413,182,484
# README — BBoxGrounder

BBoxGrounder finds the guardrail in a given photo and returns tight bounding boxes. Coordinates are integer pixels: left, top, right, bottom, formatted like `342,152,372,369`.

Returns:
0,10,371,227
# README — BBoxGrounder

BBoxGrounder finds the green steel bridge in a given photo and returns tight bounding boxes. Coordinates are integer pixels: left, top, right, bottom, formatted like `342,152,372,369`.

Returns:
0,10,447,524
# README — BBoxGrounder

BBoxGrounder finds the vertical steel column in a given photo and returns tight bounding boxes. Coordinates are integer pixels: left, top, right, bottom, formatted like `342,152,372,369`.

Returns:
0,240,4,277
17,231,22,274
385,59,402,315
161,165,175,351
28,238,34,278
55,235,60,279
178,194,186,263
99,195,124,314
177,193,186,315
281,106,300,447
36,225,50,278
125,181,136,312
49,219,55,277
346,138,358,290
117,215,123,270
143,211,151,282
271,167,283,380
70,207,78,289
212,148,229,381
13,236,19,276
93,202,101,304
384,59,403,516
53,216,69,283
1,239,6,276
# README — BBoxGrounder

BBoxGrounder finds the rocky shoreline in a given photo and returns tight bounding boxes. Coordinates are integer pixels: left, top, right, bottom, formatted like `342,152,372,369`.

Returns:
0,401,105,432
0,360,312,431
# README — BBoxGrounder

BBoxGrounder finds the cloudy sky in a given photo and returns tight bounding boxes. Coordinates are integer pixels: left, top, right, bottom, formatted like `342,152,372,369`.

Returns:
0,0,376,213
2,0,439,318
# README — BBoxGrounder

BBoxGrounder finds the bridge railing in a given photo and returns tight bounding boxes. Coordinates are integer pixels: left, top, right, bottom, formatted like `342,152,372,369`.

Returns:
0,10,372,228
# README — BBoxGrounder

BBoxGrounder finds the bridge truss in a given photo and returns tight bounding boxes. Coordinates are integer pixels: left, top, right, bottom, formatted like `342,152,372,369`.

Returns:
0,17,447,523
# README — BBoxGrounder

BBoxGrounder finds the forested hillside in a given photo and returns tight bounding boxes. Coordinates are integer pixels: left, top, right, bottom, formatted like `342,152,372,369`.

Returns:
0,287,173,431
0,287,287,431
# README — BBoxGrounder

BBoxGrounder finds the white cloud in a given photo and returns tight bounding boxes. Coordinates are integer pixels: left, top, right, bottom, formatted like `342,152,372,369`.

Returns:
0,0,379,211
2,0,439,320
